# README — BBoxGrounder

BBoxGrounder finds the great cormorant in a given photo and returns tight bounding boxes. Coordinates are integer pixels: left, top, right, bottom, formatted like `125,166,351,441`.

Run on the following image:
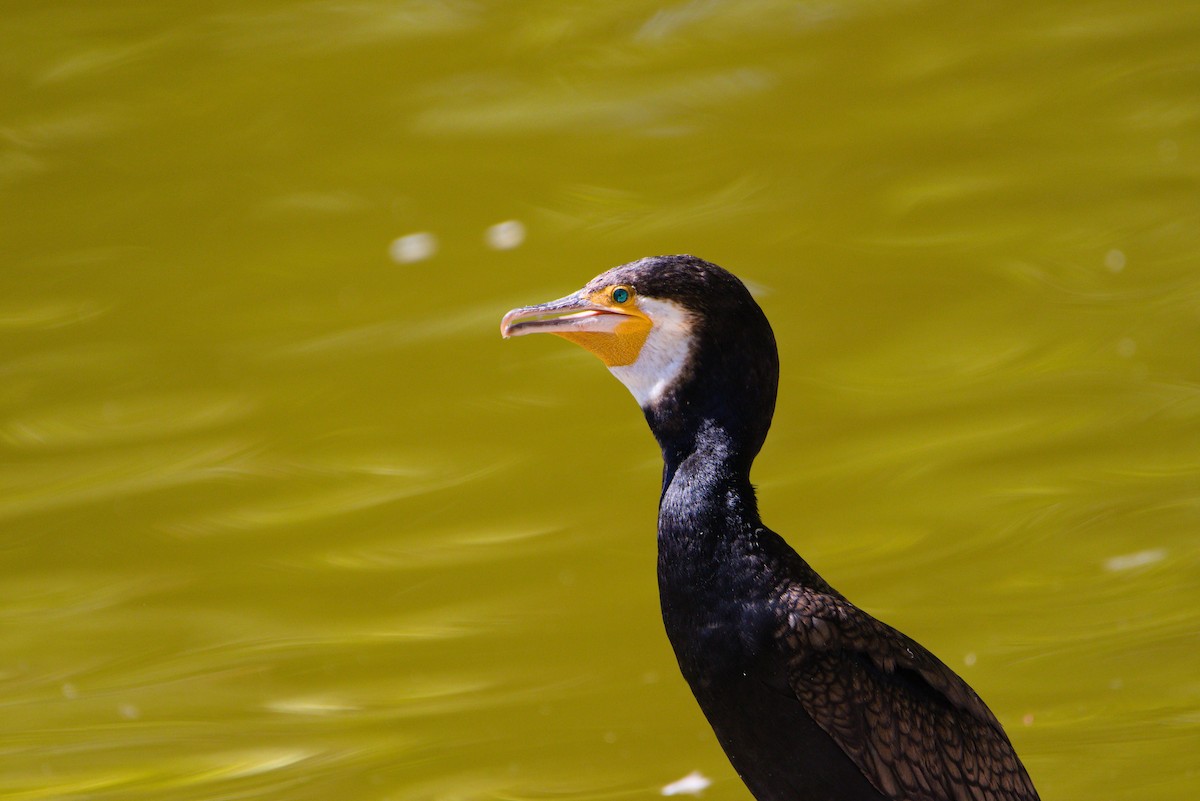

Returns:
501,255,1040,801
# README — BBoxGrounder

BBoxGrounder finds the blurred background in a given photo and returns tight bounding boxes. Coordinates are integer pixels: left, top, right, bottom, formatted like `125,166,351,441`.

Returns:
2,1,1198,799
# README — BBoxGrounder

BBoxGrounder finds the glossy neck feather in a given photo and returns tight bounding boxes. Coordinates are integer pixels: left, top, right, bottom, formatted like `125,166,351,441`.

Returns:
658,419,763,540
644,308,779,520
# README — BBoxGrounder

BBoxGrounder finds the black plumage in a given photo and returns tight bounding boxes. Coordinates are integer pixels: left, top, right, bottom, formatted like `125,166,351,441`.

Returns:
502,255,1040,801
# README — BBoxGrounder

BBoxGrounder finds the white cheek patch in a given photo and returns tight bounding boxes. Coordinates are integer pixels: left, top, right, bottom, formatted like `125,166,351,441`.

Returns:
608,297,694,408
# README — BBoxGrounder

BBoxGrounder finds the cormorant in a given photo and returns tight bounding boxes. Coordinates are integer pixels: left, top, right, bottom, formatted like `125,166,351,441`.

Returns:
500,255,1040,801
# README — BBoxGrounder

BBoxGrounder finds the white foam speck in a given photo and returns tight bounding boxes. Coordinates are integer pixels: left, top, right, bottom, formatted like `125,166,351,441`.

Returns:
1104,248,1126,273
389,232,437,263
1104,548,1166,572
485,220,525,250
662,771,712,796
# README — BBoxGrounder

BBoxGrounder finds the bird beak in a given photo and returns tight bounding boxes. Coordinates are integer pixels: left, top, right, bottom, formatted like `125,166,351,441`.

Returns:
500,292,633,338
501,289,653,368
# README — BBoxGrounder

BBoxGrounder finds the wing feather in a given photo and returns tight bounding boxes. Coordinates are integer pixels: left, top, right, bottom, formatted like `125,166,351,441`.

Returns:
776,587,1039,801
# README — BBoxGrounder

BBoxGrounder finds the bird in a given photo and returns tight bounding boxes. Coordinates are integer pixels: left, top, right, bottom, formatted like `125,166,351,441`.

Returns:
500,255,1040,801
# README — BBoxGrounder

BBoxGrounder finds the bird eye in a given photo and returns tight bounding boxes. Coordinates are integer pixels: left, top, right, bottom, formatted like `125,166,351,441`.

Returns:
611,286,631,304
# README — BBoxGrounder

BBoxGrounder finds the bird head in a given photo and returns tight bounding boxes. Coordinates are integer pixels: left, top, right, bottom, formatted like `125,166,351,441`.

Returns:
502,255,779,465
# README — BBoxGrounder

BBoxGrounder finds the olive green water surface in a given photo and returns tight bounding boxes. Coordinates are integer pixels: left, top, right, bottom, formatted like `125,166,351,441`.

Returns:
2,2,1199,799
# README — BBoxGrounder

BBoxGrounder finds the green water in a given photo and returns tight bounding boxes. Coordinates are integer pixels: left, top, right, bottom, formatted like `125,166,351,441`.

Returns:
2,1,1198,798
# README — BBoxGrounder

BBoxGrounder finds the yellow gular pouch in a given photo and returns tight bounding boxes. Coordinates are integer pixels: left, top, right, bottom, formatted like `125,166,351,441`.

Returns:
554,313,651,367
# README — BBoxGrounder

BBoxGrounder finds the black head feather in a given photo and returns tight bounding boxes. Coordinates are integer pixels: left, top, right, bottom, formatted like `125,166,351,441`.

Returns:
591,255,779,471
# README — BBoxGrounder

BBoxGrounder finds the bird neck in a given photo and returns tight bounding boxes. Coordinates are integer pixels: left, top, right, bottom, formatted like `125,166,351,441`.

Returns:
657,419,762,539
655,420,774,674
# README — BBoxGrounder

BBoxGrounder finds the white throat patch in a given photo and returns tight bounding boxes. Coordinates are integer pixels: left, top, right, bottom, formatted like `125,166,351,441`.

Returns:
608,296,694,408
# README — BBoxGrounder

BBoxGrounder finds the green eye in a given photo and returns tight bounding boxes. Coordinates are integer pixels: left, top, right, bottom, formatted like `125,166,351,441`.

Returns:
611,287,630,304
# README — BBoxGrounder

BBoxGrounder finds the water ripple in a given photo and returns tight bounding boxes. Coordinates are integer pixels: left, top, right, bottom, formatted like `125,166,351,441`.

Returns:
1,394,253,451
313,523,559,572
0,299,109,331
0,441,260,522
163,458,506,537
